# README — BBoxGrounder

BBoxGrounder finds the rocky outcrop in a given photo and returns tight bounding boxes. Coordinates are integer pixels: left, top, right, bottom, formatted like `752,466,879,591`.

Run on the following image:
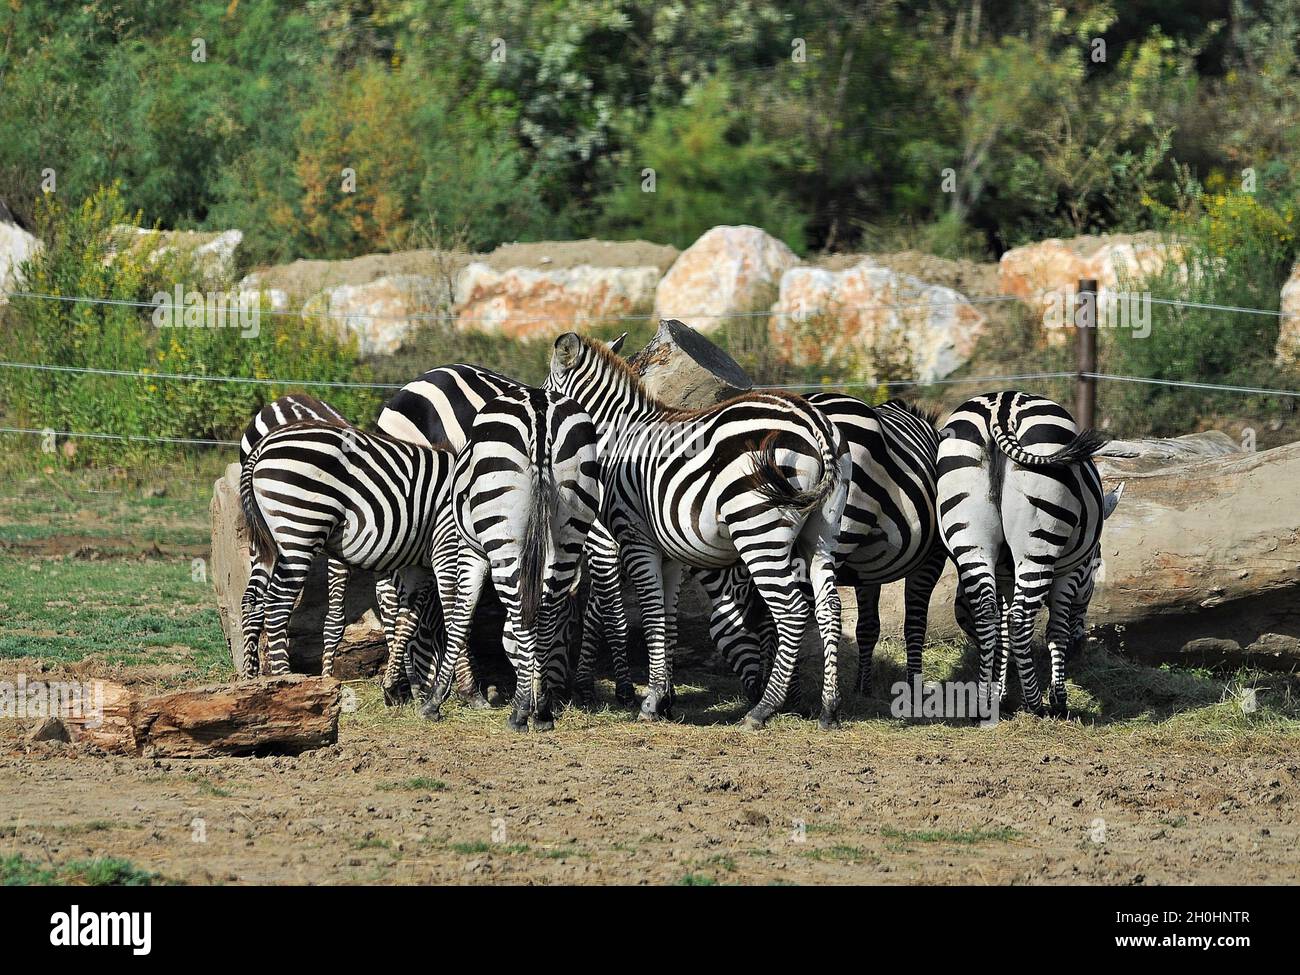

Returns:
767,259,987,383
108,226,243,286
454,263,659,340
0,219,42,304
653,225,800,333
301,274,441,357
1274,263,1300,367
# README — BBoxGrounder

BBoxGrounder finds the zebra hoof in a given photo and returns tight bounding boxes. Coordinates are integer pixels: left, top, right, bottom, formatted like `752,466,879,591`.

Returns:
458,690,490,710
818,710,841,731
571,682,597,710
639,689,671,721
418,698,443,722
383,682,412,707
1048,693,1069,719
741,709,769,730
507,710,530,733
615,683,638,708
485,685,506,708
532,716,555,732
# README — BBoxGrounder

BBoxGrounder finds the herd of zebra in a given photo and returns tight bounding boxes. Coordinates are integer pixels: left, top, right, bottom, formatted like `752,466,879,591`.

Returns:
236,326,1124,731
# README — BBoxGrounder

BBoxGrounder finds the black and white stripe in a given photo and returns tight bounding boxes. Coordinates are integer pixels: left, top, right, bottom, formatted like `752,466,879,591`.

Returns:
937,391,1122,715
236,394,351,679
420,388,600,730
696,394,947,701
549,331,851,729
239,421,457,678
375,351,633,705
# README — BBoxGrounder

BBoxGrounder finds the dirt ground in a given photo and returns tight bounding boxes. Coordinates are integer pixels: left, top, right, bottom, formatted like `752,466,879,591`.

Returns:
3,672,1297,886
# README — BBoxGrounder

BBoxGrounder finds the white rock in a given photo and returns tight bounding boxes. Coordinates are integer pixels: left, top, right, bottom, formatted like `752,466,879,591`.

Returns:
653,225,801,333
453,263,659,338
302,274,439,357
0,220,42,303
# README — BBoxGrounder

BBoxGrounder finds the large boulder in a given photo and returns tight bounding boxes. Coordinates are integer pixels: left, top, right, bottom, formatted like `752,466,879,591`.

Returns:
0,218,41,304
453,263,659,340
998,232,1184,344
767,259,987,383
1274,262,1300,367
653,225,800,333
300,274,440,357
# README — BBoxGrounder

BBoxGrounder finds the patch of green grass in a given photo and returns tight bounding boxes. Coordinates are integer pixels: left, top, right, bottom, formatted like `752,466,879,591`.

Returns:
188,775,233,798
379,777,447,793
797,844,872,863
535,846,583,860
1,854,159,886
677,872,717,886
49,820,121,835
449,841,529,856
880,825,1020,845
352,837,393,850
0,553,230,678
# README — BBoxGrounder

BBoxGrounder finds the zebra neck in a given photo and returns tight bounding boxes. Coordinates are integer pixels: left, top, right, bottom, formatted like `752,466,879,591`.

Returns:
584,375,664,432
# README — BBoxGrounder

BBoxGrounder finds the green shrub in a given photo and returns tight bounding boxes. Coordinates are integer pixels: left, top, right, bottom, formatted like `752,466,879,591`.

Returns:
0,186,377,463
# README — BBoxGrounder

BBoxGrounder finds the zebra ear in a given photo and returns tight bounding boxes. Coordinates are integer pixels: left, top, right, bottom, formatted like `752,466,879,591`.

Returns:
1102,481,1125,518
606,332,628,355
554,332,583,369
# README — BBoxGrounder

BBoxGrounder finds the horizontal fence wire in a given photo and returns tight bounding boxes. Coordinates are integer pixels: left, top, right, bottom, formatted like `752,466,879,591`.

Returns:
1,287,1024,325
0,425,238,447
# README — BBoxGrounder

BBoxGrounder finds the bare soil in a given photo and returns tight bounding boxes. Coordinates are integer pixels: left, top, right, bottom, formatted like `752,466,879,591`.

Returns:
2,671,1296,886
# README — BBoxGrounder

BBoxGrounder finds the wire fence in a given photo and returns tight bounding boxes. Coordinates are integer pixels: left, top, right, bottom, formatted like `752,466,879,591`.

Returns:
1,284,1297,450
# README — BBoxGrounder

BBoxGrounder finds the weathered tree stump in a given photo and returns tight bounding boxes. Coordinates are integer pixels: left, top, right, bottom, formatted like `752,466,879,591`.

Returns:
629,318,753,408
62,675,340,756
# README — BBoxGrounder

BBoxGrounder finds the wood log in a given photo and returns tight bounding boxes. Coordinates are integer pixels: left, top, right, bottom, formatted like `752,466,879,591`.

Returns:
62,675,340,757
866,440,1300,670
629,318,753,408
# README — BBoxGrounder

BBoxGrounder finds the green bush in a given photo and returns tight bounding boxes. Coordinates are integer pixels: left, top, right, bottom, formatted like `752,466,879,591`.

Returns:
0,186,377,463
1104,179,1298,434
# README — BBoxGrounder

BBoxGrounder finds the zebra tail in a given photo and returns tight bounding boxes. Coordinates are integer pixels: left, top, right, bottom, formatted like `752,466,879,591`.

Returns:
751,415,840,513
238,448,276,569
518,426,556,633
990,416,1108,468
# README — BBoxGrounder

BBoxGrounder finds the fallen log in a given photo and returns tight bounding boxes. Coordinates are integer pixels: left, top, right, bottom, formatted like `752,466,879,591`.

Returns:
62,675,340,757
867,439,1300,670
629,318,752,408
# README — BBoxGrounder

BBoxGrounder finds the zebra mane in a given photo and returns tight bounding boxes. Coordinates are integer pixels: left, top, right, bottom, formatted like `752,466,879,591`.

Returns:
879,397,942,433
575,332,801,419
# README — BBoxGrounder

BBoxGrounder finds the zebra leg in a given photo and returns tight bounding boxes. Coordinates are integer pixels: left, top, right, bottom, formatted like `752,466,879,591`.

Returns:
421,551,489,721
1006,574,1050,715
1045,576,1074,717
404,580,446,695
698,567,765,705
261,557,313,676
320,558,349,678
239,551,271,680
902,544,946,684
808,550,842,729
736,531,812,729
854,583,881,696
619,542,672,721
953,562,1002,719
575,526,633,708
376,576,410,704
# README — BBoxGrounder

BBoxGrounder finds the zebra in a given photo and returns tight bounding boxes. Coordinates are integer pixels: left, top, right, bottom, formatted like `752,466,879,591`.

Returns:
419,388,600,731
374,345,635,706
682,394,947,704
548,331,851,729
936,391,1123,716
239,421,458,679
236,394,351,679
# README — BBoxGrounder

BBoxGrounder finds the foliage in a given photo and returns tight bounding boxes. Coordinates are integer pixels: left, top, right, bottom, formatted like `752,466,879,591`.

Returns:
0,186,376,463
